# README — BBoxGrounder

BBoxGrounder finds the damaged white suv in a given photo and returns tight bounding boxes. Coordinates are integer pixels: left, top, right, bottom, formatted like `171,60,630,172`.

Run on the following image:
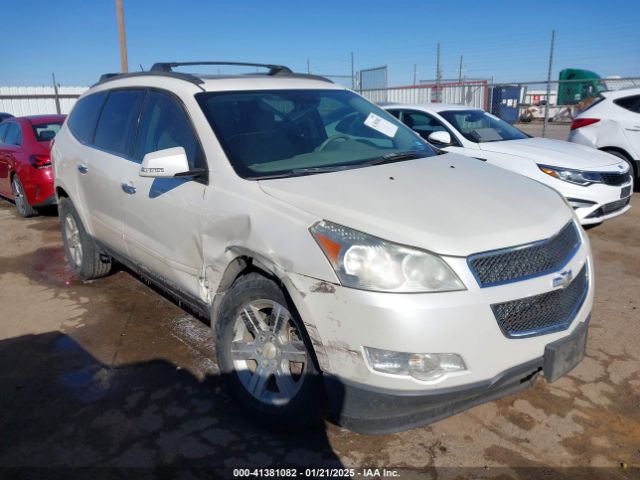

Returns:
52,62,593,434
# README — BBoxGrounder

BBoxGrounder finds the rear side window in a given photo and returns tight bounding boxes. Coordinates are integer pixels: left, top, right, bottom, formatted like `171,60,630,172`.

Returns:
133,90,203,168
32,122,63,142
94,89,145,156
68,91,108,143
614,95,640,113
4,123,22,146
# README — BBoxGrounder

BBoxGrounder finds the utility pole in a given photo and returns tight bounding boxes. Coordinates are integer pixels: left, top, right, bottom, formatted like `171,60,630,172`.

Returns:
306,58,311,74
351,52,355,90
413,64,417,85
542,29,556,138
115,0,129,73
51,73,61,115
458,55,463,104
436,43,442,102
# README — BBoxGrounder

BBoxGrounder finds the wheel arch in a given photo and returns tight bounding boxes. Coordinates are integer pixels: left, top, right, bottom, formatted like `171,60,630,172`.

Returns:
209,248,330,372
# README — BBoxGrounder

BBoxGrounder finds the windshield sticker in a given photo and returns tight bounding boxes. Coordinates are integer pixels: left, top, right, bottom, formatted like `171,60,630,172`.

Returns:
364,113,398,138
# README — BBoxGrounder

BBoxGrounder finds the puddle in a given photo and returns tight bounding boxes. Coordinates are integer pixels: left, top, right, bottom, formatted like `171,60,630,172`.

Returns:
32,247,80,287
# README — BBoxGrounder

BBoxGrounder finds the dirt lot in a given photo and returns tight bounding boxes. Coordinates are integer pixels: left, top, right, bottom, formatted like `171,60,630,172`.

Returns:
0,187,639,478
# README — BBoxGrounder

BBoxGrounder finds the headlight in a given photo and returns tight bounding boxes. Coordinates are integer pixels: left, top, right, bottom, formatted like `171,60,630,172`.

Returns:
538,164,602,186
310,220,465,293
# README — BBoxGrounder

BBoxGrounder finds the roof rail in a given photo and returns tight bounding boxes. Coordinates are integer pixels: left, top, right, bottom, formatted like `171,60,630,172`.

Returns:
92,71,205,88
99,73,121,82
150,61,293,76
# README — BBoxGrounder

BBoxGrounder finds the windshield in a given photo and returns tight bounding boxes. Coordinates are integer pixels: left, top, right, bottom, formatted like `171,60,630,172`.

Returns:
32,122,63,142
196,89,434,179
439,109,528,143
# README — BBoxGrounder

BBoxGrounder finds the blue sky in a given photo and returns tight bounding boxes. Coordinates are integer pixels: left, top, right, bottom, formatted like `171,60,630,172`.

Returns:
2,0,639,87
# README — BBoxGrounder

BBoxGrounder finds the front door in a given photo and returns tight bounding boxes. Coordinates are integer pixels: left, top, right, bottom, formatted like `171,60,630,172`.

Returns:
121,89,207,298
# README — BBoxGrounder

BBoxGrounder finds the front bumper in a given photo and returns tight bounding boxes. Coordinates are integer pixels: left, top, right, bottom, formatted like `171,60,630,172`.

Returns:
324,319,589,434
564,183,632,225
284,240,593,393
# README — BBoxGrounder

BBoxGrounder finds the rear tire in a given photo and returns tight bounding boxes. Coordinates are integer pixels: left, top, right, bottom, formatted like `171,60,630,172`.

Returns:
215,272,325,431
12,175,38,218
59,197,113,280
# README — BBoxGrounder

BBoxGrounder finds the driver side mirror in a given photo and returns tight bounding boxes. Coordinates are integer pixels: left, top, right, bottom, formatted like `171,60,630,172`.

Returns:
139,147,204,178
427,131,452,146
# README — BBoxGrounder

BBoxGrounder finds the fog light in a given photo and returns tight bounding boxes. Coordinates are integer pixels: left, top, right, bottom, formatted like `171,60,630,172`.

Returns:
364,347,466,381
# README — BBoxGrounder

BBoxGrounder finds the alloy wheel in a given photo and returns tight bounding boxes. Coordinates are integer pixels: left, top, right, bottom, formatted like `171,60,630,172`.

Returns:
12,177,27,216
64,213,83,267
230,299,308,406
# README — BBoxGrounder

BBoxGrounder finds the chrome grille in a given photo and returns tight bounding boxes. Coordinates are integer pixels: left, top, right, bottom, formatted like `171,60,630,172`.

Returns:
491,264,589,338
468,222,580,287
601,172,631,186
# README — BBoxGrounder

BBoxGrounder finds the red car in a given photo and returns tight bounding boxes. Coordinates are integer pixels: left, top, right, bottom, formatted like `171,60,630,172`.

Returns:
0,115,65,217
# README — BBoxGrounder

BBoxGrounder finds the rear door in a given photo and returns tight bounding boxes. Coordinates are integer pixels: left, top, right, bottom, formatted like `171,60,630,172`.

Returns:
77,89,145,254
0,122,10,195
121,89,206,298
614,94,640,158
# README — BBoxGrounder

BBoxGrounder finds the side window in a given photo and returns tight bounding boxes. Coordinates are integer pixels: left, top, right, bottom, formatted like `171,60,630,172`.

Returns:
614,95,640,114
387,109,400,119
67,91,108,144
134,90,203,169
401,111,448,140
94,89,145,156
0,123,9,144
4,123,22,146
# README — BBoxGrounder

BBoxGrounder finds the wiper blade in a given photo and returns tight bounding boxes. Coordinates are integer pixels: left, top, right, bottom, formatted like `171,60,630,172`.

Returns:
366,150,426,166
252,164,364,180
291,165,355,175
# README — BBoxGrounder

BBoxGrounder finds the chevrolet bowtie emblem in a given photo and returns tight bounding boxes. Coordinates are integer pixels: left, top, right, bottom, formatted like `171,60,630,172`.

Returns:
552,270,573,289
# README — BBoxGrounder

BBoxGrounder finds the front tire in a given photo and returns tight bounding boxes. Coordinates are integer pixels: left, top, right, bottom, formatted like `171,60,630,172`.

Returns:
12,175,38,218
215,273,325,430
59,197,113,280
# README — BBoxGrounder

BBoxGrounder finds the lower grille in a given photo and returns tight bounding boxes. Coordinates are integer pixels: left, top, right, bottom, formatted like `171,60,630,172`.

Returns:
586,197,631,219
491,264,589,338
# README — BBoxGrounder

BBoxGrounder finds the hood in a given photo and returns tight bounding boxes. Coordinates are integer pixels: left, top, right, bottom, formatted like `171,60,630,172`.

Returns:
258,153,573,257
479,137,623,169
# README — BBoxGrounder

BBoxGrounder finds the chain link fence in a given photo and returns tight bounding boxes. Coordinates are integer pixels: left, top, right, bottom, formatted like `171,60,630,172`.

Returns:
2,75,639,137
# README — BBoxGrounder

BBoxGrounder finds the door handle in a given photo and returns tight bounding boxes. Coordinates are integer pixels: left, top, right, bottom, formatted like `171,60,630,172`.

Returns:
121,182,136,195
78,164,89,174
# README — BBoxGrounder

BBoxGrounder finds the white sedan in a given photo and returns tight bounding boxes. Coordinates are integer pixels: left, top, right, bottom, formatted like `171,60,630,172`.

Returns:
383,103,633,225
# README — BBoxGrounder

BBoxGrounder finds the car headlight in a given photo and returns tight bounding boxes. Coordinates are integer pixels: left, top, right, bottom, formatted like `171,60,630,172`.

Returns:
538,164,602,186
310,220,465,293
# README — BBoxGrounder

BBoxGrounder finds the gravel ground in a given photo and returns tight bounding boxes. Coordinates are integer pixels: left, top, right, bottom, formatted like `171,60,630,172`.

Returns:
0,181,638,477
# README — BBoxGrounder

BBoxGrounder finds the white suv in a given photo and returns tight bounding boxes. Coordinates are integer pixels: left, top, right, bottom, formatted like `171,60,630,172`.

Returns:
52,62,593,434
568,87,640,183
